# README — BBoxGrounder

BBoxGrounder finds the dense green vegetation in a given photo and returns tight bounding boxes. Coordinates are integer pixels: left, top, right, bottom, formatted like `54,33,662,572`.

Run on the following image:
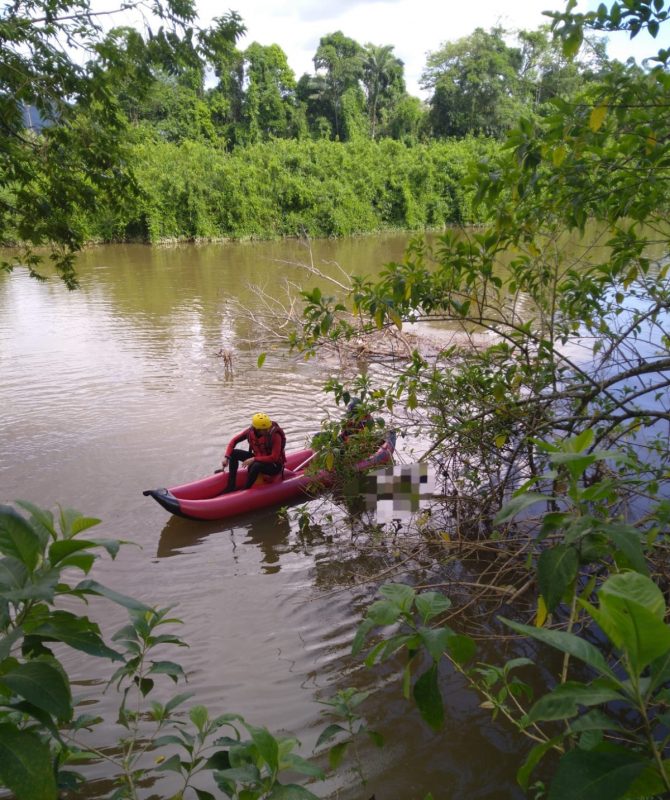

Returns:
88,137,495,242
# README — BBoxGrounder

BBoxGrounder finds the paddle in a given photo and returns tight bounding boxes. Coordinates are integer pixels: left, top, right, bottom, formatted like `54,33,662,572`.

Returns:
291,452,318,473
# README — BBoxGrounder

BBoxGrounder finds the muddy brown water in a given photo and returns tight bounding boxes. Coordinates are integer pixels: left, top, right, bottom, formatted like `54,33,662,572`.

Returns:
1,237,528,799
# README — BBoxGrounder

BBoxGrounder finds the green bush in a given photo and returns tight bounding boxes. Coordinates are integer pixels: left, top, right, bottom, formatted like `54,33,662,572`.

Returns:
85,137,499,243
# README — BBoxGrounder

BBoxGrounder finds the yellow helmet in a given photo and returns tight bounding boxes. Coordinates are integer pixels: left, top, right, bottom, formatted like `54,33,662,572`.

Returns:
251,412,272,430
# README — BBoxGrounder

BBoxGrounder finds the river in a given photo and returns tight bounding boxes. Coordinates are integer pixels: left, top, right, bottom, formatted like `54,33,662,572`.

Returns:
0,236,527,799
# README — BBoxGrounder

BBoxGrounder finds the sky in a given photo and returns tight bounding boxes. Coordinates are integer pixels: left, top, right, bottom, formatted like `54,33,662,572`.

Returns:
194,0,670,97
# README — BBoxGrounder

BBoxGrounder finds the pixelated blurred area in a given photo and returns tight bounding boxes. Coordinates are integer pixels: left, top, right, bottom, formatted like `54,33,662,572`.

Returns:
363,463,436,522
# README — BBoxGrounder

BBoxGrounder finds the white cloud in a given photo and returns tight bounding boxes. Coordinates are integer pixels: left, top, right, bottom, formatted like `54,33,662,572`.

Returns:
197,0,670,97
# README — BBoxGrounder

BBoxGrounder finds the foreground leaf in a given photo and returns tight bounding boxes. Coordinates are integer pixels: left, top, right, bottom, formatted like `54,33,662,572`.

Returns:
501,618,615,678
548,748,648,800
0,506,42,570
0,661,72,720
413,664,444,731
0,723,58,800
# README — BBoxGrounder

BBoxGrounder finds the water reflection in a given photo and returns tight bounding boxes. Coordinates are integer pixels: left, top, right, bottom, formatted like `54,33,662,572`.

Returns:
157,507,292,575
156,515,230,558
244,512,291,574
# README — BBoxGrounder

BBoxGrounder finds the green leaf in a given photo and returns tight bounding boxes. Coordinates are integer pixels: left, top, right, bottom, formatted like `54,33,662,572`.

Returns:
364,633,418,666
73,580,150,611
500,618,615,678
0,627,22,661
0,723,58,800
154,734,188,748
70,516,102,536
281,754,325,779
601,525,648,575
600,572,665,618
189,705,208,732
446,634,476,665
2,559,60,603
621,764,669,799
194,789,217,800
149,660,186,682
48,539,107,566
257,352,267,368
549,452,596,479
247,724,279,772
548,748,647,800
0,661,72,720
204,750,232,770
56,554,95,573
7,700,60,737
214,764,261,784
328,741,348,770
526,681,623,723
366,600,401,626
156,753,184,773
379,583,415,611
0,557,28,593
15,502,55,543
164,691,195,713
552,145,567,167
563,28,583,59
26,611,123,661
517,736,563,791
315,723,346,749
586,573,670,672
419,627,451,661
569,710,624,734
0,506,42,570
494,493,548,524
538,545,579,612
570,430,595,452
413,664,444,731
136,677,154,697
351,617,377,656
415,592,451,623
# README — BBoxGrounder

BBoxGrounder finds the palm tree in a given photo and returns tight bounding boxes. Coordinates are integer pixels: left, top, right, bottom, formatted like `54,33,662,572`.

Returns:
362,43,404,139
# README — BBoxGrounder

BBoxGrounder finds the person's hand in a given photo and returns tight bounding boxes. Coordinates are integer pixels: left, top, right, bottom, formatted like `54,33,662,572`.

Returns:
222,456,229,470
243,457,255,467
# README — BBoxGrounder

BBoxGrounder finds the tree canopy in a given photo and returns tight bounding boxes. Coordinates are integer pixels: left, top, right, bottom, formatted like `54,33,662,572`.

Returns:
0,0,198,286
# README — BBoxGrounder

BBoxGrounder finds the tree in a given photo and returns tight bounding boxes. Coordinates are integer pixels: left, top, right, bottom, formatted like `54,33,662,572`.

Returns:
0,0,197,287
516,25,608,107
361,43,405,139
313,31,365,140
199,11,247,146
422,27,524,138
385,95,428,143
242,43,299,142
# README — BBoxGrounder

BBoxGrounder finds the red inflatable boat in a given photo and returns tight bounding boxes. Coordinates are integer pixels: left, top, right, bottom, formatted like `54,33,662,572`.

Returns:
143,432,396,521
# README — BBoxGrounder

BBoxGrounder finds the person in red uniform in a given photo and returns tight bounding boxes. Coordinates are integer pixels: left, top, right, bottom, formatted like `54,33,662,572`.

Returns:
221,412,286,493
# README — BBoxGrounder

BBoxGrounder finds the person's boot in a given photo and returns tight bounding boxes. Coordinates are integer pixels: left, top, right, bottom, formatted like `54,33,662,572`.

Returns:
221,470,237,494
